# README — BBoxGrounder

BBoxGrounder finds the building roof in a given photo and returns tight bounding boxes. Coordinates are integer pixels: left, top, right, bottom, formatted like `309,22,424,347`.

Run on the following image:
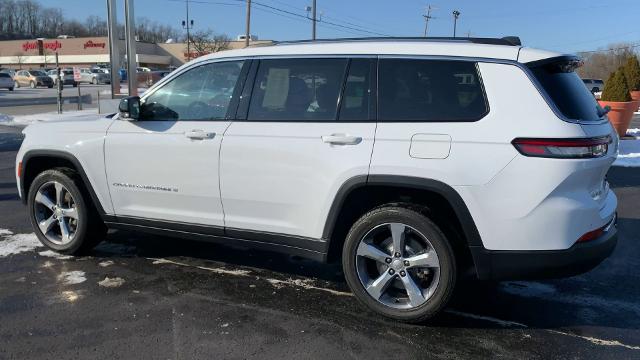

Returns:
196,37,566,65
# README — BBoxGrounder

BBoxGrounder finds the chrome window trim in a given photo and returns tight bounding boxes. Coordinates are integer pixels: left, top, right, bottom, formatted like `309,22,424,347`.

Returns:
145,53,608,125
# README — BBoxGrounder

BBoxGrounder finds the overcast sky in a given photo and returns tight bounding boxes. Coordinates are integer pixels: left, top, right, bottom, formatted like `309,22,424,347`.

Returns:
39,0,640,53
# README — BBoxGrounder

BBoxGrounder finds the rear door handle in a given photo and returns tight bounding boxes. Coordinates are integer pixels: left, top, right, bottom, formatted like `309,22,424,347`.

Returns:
185,130,215,140
322,134,362,145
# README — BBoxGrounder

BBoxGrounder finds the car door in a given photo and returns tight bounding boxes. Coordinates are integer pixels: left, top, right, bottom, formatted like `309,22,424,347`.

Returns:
15,71,26,86
220,58,377,240
105,60,248,228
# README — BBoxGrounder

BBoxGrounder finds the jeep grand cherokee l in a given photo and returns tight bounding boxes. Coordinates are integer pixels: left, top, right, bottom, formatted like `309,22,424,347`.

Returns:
16,37,618,323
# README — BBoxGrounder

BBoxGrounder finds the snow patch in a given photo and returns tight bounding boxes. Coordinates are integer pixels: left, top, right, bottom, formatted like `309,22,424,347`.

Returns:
265,278,352,297
98,276,125,288
0,229,14,236
614,139,640,167
39,250,73,260
0,233,42,257
58,270,86,285
98,260,115,267
150,257,252,277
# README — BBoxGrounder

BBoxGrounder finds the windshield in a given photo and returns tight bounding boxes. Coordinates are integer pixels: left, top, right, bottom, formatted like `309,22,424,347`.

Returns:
31,71,47,76
529,59,603,122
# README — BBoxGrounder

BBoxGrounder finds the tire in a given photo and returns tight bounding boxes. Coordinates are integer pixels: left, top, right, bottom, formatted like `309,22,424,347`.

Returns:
8,87,13,91
92,78,97,85
27,169,106,255
73,82,78,88
342,206,457,323
30,81,36,89
47,84,53,88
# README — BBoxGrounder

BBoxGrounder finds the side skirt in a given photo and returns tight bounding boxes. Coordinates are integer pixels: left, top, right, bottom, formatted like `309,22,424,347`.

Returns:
103,216,328,262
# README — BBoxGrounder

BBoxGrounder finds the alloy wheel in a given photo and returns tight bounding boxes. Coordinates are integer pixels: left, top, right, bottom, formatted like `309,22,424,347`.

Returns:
33,181,79,245
355,223,440,309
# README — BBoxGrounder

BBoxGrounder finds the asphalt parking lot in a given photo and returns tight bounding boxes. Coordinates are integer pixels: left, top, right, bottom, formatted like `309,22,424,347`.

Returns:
0,84,111,116
0,121,639,359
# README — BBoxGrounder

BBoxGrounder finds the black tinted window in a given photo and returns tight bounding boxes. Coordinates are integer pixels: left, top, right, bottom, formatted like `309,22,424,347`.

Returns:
248,58,348,121
0,73,9,78
531,62,602,121
140,61,244,121
379,59,488,122
339,59,373,121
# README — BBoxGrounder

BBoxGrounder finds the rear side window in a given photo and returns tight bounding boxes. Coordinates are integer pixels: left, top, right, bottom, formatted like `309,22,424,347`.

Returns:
0,73,9,78
529,60,602,121
378,59,488,122
248,58,348,121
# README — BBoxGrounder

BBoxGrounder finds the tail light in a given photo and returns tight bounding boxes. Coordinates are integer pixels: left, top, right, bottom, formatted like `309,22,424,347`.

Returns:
577,215,616,243
512,136,611,159
17,161,22,179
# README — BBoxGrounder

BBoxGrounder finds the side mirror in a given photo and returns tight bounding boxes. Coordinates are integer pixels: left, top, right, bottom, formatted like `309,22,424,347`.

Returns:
118,96,140,120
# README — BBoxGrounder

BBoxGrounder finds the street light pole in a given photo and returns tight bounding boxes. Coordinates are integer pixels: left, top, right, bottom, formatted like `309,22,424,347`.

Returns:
452,10,460,37
124,0,137,96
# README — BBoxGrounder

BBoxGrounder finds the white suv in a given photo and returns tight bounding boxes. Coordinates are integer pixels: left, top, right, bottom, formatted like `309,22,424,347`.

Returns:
15,37,618,323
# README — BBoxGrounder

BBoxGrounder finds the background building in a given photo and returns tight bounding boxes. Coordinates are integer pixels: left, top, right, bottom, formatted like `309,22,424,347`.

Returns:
0,36,272,69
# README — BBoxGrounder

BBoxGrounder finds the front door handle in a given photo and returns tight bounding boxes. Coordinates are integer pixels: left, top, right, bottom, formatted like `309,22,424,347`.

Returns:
322,134,362,145
185,130,215,140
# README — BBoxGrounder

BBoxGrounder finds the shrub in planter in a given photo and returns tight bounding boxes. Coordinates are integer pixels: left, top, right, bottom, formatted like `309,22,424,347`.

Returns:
623,56,640,109
599,69,635,137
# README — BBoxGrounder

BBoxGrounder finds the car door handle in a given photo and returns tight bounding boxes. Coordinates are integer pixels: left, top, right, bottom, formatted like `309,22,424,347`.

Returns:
321,134,362,145
185,130,215,140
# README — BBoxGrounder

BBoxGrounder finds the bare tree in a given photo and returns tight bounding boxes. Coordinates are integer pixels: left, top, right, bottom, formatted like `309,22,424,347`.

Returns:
578,42,639,80
14,52,26,69
189,29,231,58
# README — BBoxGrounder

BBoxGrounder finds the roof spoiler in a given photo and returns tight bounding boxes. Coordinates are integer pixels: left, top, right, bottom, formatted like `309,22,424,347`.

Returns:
272,36,523,47
501,36,522,46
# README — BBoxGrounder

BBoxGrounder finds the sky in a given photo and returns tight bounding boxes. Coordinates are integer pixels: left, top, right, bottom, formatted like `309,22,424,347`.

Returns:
40,0,640,53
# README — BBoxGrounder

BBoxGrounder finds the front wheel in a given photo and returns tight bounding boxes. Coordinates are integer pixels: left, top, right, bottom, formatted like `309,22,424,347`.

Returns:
8,87,13,91
342,206,457,323
27,169,105,254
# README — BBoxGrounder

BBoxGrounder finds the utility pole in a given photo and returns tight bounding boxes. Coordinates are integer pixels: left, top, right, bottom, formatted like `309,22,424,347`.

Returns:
423,5,436,37
182,0,194,61
452,10,460,37
465,30,472,38
311,0,317,40
245,0,251,47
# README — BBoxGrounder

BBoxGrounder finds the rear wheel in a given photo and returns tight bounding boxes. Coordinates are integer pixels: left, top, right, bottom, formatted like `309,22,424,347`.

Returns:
28,169,106,254
342,206,456,323
8,87,13,91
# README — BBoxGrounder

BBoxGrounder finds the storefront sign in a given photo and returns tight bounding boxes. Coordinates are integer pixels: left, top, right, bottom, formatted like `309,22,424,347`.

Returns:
21,40,62,52
84,40,106,49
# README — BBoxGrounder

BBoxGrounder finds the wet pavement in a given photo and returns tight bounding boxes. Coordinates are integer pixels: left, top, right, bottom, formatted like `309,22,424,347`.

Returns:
0,124,639,359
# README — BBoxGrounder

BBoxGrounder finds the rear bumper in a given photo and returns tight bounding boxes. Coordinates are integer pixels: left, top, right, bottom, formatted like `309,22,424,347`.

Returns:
470,216,617,280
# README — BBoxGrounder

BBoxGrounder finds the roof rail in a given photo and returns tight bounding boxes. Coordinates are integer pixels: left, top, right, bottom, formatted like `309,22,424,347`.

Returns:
272,36,522,47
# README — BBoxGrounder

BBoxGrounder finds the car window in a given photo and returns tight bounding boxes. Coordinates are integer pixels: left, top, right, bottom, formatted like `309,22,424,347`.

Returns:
247,58,348,121
378,59,488,122
338,59,373,121
31,71,46,76
530,60,602,121
140,60,244,121
0,73,9,78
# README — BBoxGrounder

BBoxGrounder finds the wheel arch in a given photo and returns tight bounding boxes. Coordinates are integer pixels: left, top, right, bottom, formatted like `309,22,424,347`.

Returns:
323,175,483,271
21,150,107,216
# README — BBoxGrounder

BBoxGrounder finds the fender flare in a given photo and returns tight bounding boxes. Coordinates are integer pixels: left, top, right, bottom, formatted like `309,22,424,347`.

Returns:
20,149,108,216
322,175,483,247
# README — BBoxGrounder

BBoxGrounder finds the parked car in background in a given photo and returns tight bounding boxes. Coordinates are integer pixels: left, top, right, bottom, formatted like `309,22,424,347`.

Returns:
137,69,172,87
0,72,14,91
79,68,110,85
0,69,16,79
13,69,54,88
46,69,77,87
118,68,127,82
583,78,605,93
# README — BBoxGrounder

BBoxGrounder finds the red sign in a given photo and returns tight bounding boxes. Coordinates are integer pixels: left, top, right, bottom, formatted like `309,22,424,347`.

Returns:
73,67,82,82
21,40,62,52
84,40,106,49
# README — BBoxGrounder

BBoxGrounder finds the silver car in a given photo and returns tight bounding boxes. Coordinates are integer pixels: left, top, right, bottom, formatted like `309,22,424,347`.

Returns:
47,69,77,87
79,68,110,85
0,72,13,90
